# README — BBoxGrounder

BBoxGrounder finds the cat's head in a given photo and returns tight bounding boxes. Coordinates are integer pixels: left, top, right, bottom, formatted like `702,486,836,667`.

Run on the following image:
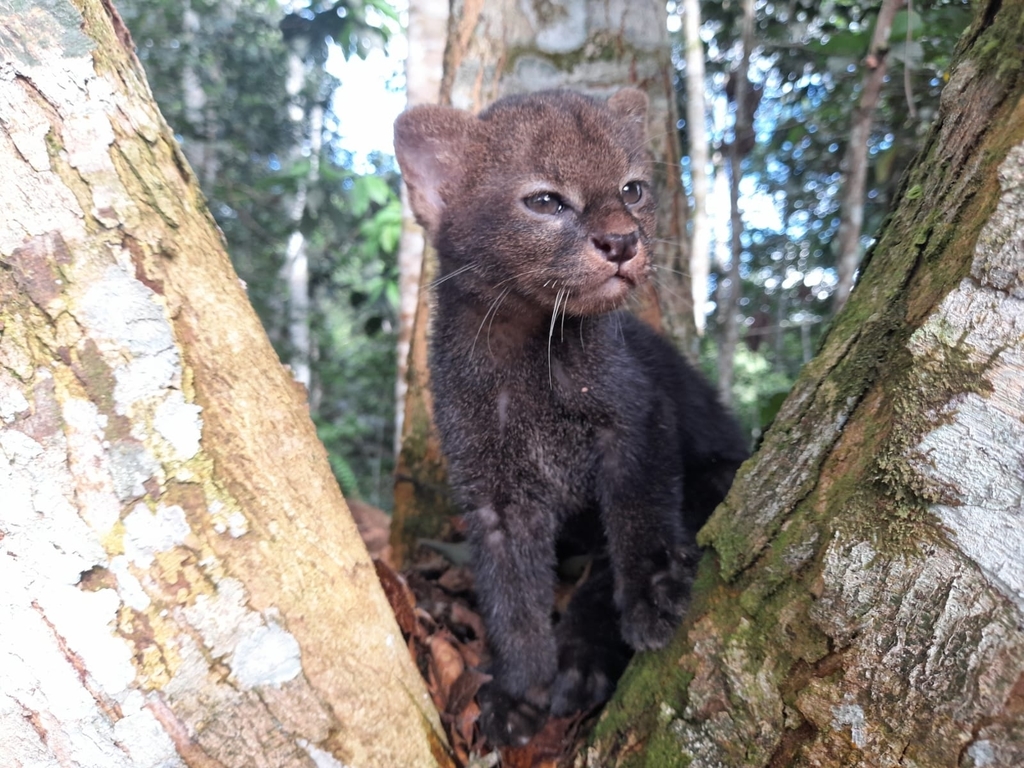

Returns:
394,89,656,316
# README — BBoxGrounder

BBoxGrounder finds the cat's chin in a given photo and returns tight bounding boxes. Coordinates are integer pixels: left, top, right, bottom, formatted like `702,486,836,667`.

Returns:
563,275,634,315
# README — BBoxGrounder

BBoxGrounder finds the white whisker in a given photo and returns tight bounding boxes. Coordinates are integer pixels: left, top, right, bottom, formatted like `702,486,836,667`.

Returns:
560,290,568,342
548,288,564,388
431,263,474,287
487,286,512,355
472,289,509,358
651,264,692,278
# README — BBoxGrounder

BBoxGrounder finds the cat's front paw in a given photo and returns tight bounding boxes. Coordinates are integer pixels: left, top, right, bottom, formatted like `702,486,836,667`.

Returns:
476,682,548,747
617,550,696,651
549,636,631,716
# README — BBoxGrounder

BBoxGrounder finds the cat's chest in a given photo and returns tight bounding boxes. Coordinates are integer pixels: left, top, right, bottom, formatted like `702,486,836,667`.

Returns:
470,353,615,458
432,321,623,461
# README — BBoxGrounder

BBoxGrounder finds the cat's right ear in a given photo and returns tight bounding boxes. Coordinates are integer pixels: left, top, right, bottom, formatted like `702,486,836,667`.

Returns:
394,105,476,235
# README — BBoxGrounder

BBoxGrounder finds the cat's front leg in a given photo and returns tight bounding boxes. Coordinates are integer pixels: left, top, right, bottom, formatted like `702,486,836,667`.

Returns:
600,476,698,651
467,502,558,746
612,535,699,651
550,556,632,716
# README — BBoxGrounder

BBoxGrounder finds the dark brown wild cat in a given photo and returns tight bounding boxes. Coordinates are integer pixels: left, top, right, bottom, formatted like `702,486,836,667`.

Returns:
394,89,748,746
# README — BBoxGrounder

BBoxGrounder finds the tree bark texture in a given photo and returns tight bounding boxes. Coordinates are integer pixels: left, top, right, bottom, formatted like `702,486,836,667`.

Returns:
585,2,1024,765
0,2,448,766
392,0,692,563
833,0,902,314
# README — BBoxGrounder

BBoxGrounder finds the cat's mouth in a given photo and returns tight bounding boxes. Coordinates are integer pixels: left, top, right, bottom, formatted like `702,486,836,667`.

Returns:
560,271,636,315
542,247,649,315
613,266,638,286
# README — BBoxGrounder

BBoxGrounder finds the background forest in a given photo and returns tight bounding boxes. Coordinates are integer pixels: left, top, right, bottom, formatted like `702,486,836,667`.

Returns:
116,0,973,513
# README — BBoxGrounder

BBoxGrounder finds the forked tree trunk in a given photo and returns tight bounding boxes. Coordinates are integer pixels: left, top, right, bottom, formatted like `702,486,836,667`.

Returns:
391,0,692,563
585,2,1024,763
0,2,447,766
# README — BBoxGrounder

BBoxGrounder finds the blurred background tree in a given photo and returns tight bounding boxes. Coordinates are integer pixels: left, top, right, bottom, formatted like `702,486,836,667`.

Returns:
115,0,973,509
682,0,972,436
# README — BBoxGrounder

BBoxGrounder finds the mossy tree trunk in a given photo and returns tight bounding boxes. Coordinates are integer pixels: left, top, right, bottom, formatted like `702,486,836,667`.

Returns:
585,2,1024,765
0,2,448,766
392,0,693,564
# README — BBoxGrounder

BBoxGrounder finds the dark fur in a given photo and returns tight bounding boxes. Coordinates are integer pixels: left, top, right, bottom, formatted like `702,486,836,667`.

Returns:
394,90,748,745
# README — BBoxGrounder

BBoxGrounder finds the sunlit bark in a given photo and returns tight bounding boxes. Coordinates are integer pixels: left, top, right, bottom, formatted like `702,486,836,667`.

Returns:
280,45,321,393
396,0,448,454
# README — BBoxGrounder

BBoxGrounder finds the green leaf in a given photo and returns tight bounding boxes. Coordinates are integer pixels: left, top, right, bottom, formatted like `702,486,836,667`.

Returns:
379,222,400,254
760,389,790,431
385,279,400,309
890,9,923,41
874,148,897,185
350,178,371,216
811,30,867,57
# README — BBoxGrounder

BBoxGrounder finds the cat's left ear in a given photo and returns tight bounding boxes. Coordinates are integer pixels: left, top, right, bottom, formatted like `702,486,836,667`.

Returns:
607,88,649,145
394,105,477,237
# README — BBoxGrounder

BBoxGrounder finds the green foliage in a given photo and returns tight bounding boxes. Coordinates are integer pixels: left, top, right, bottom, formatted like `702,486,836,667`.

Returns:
673,0,972,394
120,0,402,509
700,342,794,444
312,175,402,507
280,0,398,63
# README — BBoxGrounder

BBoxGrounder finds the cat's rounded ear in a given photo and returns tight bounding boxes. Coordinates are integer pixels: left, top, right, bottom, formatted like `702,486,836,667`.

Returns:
394,105,477,236
607,88,649,142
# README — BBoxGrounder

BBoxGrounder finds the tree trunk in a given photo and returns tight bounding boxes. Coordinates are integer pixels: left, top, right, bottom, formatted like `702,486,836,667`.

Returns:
0,2,448,766
395,0,448,455
716,0,754,407
833,0,902,314
682,0,711,340
585,2,1024,763
281,46,318,392
391,0,692,563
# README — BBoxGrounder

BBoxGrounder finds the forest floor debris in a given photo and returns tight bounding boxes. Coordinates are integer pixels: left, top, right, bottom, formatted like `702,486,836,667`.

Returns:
361,505,596,767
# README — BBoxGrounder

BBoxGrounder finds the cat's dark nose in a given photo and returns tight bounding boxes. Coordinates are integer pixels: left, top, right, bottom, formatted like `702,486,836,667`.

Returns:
592,231,638,264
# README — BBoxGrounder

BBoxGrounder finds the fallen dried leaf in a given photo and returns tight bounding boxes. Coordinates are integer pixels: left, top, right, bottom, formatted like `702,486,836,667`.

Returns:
428,633,465,709
348,499,392,563
438,566,475,594
373,559,418,638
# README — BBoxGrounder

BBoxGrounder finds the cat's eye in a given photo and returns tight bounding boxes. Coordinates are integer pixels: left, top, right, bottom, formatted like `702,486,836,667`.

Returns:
524,192,566,215
622,181,643,205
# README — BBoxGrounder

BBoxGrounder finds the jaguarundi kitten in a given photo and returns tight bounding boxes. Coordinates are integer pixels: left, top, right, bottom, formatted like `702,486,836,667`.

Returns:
394,89,748,746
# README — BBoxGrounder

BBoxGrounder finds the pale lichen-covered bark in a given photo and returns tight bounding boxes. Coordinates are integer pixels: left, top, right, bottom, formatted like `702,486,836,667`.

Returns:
585,2,1024,765
0,2,448,766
